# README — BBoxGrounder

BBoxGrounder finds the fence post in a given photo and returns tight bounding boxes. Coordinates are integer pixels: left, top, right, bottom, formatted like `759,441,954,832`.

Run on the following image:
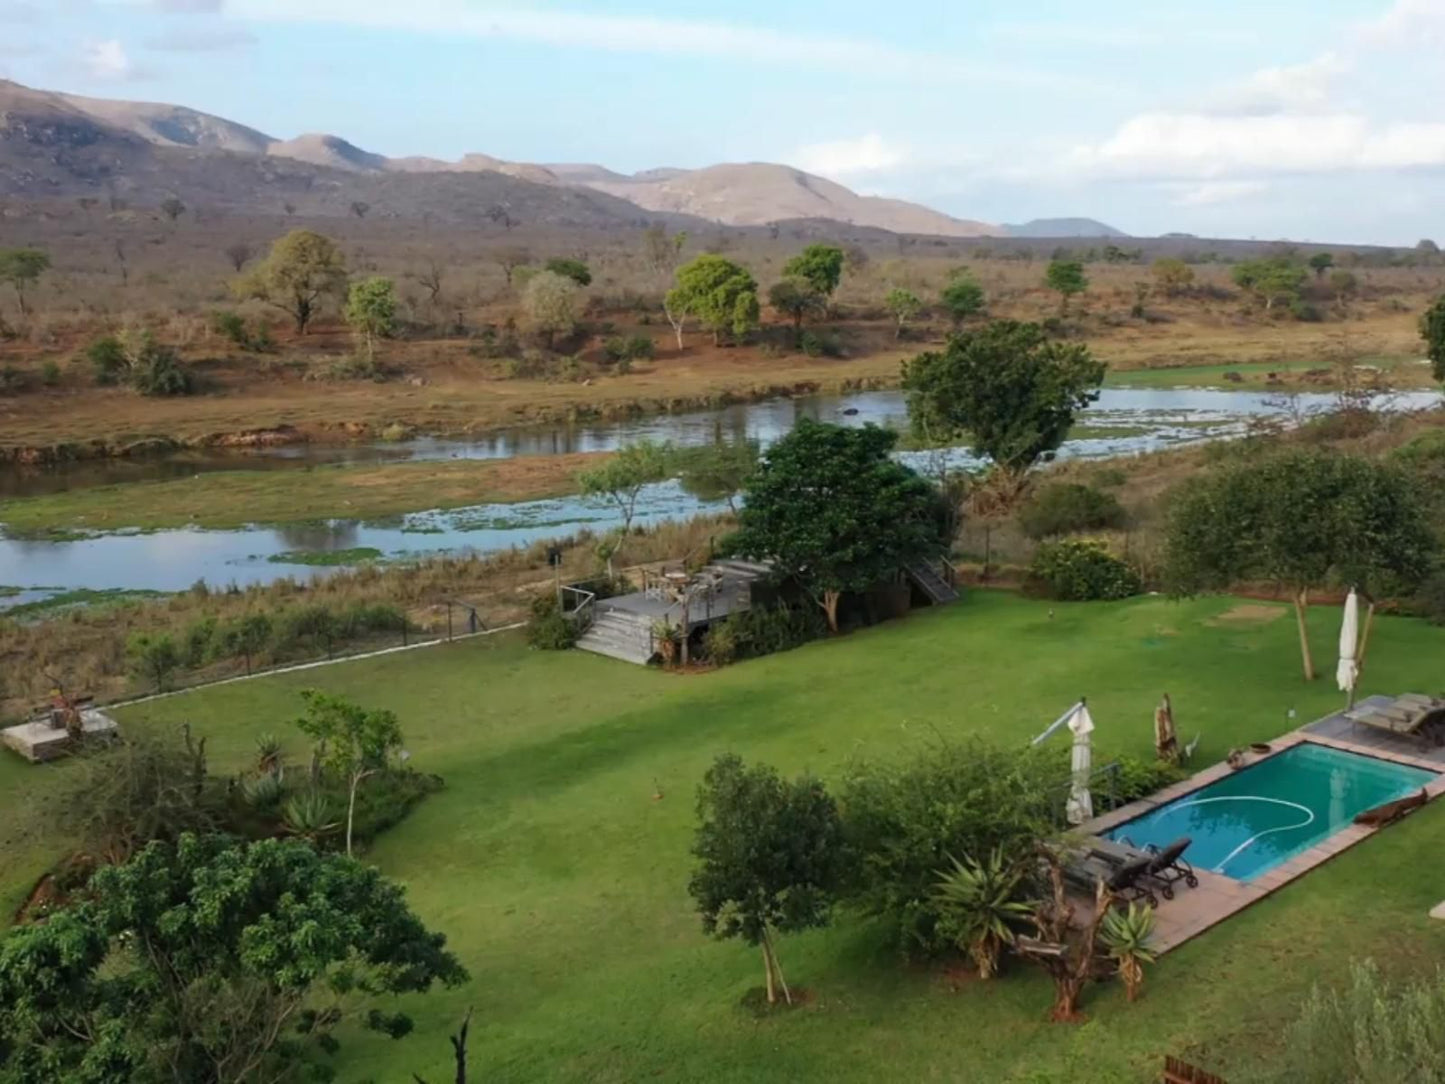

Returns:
402,615,409,647
447,602,454,642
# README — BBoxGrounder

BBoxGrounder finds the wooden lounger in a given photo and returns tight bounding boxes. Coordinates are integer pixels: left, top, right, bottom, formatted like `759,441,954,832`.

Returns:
1345,695,1445,748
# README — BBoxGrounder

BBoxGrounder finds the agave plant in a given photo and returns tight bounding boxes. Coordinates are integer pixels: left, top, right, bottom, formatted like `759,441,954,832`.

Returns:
932,849,1032,979
241,768,286,811
282,790,340,842
255,733,283,776
1101,902,1158,1002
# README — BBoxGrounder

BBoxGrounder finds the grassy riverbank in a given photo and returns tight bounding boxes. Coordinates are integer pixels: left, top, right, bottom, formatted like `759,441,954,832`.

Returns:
0,452,607,534
6,594,1443,1081
1105,355,1432,390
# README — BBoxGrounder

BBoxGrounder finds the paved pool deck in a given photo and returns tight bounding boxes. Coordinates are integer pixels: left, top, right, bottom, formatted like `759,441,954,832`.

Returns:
1075,697,1445,954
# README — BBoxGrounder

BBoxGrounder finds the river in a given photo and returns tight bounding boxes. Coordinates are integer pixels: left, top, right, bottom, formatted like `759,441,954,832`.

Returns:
1,386,1438,601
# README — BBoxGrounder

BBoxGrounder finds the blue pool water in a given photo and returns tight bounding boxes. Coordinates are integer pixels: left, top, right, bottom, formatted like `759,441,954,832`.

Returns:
1106,743,1437,881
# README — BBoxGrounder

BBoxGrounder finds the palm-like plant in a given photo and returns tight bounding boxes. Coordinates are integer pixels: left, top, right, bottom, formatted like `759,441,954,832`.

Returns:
282,790,340,843
255,733,283,776
1100,902,1157,1002
932,849,1032,979
241,769,286,810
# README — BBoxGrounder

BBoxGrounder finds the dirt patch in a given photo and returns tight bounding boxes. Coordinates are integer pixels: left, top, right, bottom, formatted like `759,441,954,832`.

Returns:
1208,603,1287,627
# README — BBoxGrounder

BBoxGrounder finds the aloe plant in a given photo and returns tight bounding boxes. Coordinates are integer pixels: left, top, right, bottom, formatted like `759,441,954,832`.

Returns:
1101,902,1158,1002
255,733,283,776
241,769,286,811
932,849,1032,979
282,790,340,842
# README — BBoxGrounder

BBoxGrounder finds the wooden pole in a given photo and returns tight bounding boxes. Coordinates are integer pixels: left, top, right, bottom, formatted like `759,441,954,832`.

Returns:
1349,600,1377,709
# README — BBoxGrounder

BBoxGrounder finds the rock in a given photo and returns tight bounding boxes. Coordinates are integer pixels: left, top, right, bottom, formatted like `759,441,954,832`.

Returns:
1431,901,1445,921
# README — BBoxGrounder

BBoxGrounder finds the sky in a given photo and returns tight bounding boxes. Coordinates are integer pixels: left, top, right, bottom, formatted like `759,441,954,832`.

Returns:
2,0,1444,244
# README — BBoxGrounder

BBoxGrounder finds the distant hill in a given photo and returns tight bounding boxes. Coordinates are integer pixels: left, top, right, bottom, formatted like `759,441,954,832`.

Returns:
5,78,1035,238
1003,218,1127,238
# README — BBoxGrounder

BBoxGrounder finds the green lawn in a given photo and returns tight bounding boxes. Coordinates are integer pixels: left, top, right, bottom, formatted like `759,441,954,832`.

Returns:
9,592,1445,1083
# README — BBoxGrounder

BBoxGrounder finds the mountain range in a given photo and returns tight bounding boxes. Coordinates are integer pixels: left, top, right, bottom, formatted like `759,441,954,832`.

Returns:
0,79,1122,239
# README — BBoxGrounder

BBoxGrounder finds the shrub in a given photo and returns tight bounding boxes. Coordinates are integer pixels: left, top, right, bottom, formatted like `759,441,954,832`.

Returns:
710,604,825,661
798,329,843,357
1108,755,1190,806
130,343,194,397
212,310,250,348
602,334,655,364
86,335,127,385
1027,539,1142,601
703,618,741,666
841,740,1059,956
525,592,580,650
1018,483,1126,539
0,366,25,395
39,360,60,387
1415,569,1445,625
1255,961,1445,1084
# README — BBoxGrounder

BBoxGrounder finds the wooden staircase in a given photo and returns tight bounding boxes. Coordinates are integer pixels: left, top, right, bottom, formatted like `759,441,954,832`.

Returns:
904,558,961,605
575,608,655,665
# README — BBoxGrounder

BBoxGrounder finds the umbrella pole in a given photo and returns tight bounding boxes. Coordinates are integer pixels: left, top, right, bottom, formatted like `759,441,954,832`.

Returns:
1348,601,1377,710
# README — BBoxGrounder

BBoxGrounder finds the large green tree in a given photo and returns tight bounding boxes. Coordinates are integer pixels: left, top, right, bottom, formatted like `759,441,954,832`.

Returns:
727,420,948,631
666,255,760,346
0,247,50,318
939,273,986,329
233,230,347,334
1422,295,1445,384
901,320,1106,476
782,244,845,299
688,754,844,1005
1165,448,1436,680
0,834,467,1083
675,434,759,513
767,276,826,332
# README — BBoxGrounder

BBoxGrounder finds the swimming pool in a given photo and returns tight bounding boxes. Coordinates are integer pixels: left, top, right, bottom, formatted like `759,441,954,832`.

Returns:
1106,743,1437,881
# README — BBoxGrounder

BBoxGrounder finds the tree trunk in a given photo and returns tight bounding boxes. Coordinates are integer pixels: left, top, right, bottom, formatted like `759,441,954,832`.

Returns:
822,590,840,633
762,928,791,1005
761,942,775,1005
346,769,365,857
1292,589,1316,681
14,285,27,317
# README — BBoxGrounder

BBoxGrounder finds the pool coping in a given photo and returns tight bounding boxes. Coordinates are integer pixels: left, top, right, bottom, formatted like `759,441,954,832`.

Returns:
1074,716,1445,955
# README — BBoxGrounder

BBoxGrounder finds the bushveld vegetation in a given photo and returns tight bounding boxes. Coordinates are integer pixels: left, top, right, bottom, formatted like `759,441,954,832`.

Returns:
0,211,1440,454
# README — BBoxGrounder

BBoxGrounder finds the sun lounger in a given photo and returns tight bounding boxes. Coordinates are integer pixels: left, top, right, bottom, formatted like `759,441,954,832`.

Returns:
1104,854,1159,908
1346,695,1445,749
1142,837,1199,899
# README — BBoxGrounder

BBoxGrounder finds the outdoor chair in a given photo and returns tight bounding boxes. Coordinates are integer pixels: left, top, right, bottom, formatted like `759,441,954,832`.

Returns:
1104,854,1159,908
1142,837,1199,899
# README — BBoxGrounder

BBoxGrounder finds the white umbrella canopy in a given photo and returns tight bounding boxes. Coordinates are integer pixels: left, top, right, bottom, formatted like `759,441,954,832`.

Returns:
1065,704,1095,826
1337,589,1360,694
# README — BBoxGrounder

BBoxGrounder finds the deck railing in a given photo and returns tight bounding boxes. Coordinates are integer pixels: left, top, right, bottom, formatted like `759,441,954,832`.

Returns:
559,585,596,624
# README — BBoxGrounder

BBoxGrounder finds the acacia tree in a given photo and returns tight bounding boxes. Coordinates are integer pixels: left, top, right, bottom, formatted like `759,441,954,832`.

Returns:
521,269,579,348
1044,259,1087,314
688,754,844,1005
674,434,759,512
544,257,592,286
666,255,760,346
345,276,398,364
233,229,348,333
1232,257,1307,311
1150,258,1194,297
901,320,1105,480
939,273,985,329
494,245,532,289
727,420,948,632
782,243,844,300
884,287,922,339
0,247,50,318
293,690,404,856
1309,252,1335,279
1422,295,1445,384
1165,448,1435,681
577,439,673,571
0,834,467,1082
224,241,254,272
768,276,825,334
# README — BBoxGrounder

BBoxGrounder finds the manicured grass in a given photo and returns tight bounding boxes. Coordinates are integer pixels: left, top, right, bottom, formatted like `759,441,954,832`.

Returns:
0,453,606,533
8,592,1445,1082
1105,355,1428,390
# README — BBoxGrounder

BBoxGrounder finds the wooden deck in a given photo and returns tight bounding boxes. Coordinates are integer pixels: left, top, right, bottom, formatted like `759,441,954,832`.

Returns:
1076,699,1445,954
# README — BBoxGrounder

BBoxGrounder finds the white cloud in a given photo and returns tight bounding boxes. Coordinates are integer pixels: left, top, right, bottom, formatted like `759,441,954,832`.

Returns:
1069,111,1445,180
1357,0,1445,47
201,0,1088,90
1168,181,1269,207
1210,51,1349,115
791,134,908,178
82,38,143,79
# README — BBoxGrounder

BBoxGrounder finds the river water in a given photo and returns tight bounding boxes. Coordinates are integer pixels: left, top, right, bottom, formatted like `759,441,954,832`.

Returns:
0,386,1437,600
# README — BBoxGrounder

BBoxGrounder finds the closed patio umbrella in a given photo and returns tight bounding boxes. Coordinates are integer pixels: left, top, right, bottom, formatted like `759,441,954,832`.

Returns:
1337,588,1360,698
1066,703,1095,826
